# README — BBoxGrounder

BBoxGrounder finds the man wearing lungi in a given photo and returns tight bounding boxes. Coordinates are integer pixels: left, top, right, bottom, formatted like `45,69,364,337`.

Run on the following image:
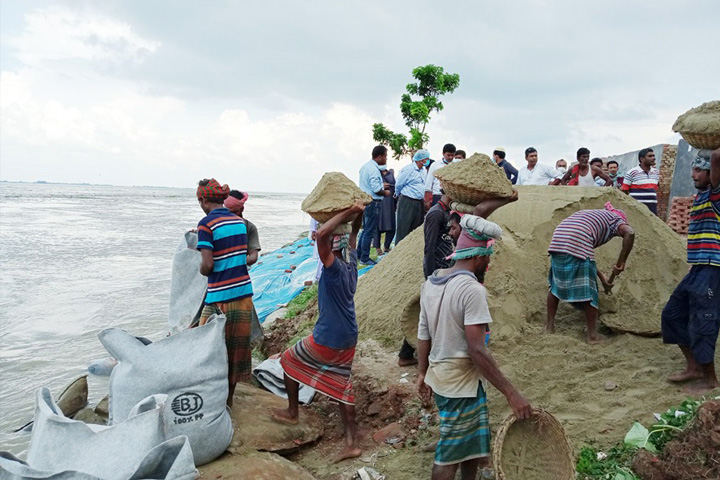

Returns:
196,178,254,407
545,204,635,343
271,200,365,463
662,148,720,394
417,214,532,480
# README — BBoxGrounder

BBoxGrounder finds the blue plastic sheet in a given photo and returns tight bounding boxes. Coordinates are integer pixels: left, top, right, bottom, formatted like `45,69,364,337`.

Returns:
249,237,377,323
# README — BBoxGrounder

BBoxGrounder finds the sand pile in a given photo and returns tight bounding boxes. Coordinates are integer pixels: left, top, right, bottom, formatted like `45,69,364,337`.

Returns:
434,152,514,204
672,100,720,150
356,186,687,343
301,172,372,222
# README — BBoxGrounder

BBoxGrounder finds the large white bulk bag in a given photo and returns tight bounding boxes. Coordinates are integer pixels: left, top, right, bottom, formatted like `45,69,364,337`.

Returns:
99,314,233,465
23,389,168,479
1,435,197,480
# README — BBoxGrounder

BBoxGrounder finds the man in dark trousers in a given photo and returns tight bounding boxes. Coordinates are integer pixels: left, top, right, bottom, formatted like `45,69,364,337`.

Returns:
662,147,720,394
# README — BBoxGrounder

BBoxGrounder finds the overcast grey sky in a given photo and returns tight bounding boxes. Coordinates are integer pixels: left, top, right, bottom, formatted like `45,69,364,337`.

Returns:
1,0,718,192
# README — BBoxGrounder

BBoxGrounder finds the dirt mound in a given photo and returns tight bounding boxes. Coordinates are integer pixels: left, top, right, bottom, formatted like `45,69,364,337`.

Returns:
672,100,720,134
200,451,317,480
633,400,720,480
301,172,372,221
356,227,425,346
434,152,514,204
355,186,687,344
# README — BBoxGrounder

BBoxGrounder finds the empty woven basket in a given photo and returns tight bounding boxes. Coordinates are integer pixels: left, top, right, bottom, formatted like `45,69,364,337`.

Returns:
493,408,575,480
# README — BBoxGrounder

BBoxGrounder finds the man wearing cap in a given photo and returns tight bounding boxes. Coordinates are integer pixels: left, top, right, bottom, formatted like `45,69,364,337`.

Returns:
417,212,532,480
545,204,635,343
493,147,518,185
425,143,457,208
517,147,563,186
662,147,720,394
196,178,254,406
395,150,430,244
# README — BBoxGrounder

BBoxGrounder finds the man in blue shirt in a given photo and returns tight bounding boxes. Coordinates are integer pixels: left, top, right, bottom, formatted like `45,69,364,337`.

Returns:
272,200,365,463
395,150,430,244
357,146,391,265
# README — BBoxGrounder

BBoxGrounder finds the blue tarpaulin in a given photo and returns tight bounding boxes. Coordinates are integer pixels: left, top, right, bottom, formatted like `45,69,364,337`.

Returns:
249,237,376,323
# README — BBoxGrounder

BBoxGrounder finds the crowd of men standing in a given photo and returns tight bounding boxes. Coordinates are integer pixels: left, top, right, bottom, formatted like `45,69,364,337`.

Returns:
356,143,662,266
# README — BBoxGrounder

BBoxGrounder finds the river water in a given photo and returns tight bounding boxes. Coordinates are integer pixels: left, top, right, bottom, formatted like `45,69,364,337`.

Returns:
0,182,307,455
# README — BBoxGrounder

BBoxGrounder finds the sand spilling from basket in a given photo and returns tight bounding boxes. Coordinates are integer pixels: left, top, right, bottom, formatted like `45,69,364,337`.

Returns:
301,172,372,222
356,186,687,344
434,152,514,203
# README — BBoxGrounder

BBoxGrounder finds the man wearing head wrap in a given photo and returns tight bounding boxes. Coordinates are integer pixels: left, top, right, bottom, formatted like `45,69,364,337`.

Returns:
662,147,720,395
394,149,430,244
545,204,635,343
271,200,365,462
417,213,532,480
225,190,260,266
196,178,254,406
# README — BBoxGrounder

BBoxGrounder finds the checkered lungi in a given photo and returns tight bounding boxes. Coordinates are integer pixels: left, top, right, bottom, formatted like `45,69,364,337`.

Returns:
200,296,253,384
548,253,599,308
280,334,355,404
434,382,491,466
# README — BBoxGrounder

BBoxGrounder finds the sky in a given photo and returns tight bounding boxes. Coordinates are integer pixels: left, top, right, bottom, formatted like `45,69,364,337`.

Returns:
1,0,718,193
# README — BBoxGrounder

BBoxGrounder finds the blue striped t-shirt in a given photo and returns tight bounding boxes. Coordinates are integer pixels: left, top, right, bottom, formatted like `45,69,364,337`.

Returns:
197,208,253,304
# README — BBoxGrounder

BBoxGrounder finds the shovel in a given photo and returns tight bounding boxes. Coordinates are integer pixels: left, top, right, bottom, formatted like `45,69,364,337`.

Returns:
603,272,617,295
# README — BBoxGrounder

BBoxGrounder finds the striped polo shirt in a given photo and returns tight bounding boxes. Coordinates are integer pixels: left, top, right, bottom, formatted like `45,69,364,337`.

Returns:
621,165,660,214
548,209,626,261
687,184,720,267
197,208,253,304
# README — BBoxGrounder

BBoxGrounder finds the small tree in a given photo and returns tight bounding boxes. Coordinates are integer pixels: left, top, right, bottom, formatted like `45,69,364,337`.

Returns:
373,64,460,159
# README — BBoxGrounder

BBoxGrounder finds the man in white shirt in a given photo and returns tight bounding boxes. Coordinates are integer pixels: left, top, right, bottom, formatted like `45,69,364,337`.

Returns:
424,143,457,208
417,214,532,480
517,147,563,186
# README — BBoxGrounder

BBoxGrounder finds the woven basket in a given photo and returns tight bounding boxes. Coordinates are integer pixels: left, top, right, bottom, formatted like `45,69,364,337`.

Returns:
448,201,475,214
308,206,367,224
442,181,510,206
493,408,574,480
678,132,720,150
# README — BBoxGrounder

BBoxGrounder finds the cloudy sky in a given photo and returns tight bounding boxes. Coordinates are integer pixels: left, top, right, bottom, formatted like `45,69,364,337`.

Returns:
1,1,718,192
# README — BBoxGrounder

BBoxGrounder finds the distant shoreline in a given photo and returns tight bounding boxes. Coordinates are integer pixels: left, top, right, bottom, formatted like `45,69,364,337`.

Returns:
0,180,307,195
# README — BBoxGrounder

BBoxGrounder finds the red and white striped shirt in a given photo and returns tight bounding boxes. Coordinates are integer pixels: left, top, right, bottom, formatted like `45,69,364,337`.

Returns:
548,210,627,260
621,165,659,214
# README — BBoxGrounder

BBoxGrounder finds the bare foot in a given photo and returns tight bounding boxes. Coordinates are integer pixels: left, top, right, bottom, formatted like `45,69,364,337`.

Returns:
420,440,438,452
682,380,720,395
269,407,299,426
333,445,362,463
667,369,704,383
586,333,607,345
544,323,555,334
398,357,418,367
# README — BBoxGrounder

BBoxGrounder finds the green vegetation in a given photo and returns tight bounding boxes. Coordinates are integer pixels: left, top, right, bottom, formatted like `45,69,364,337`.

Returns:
576,397,707,480
286,314,318,350
284,284,318,319
373,64,460,159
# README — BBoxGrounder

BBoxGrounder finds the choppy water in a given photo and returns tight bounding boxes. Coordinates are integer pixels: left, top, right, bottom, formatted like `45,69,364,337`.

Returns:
0,182,307,455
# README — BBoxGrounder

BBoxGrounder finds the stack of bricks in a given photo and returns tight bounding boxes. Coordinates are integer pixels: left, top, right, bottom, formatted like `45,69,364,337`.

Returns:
656,144,678,221
667,196,695,234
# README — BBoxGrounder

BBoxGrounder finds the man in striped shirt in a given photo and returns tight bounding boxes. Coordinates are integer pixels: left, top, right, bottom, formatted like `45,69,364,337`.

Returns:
546,205,635,343
621,148,660,215
662,148,720,394
196,178,254,406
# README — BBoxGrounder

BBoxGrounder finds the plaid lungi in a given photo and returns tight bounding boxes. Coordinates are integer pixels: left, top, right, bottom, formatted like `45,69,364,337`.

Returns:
280,334,355,404
548,253,599,308
200,296,253,384
434,382,491,466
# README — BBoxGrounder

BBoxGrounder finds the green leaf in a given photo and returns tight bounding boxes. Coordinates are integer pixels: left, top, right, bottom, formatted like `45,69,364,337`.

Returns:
624,422,657,453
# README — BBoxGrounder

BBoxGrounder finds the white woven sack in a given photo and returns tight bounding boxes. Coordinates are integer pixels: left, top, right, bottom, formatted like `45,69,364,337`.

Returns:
99,314,233,465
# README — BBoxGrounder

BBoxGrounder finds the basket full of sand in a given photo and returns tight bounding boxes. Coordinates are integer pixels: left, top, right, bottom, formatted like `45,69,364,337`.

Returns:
493,408,575,480
301,172,372,223
672,100,720,150
434,153,514,205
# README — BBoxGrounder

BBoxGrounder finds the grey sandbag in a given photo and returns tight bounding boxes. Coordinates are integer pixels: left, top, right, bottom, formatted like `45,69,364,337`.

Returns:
253,358,315,404
169,231,207,335
24,388,169,479
169,231,263,343
100,314,233,466
1,436,197,480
